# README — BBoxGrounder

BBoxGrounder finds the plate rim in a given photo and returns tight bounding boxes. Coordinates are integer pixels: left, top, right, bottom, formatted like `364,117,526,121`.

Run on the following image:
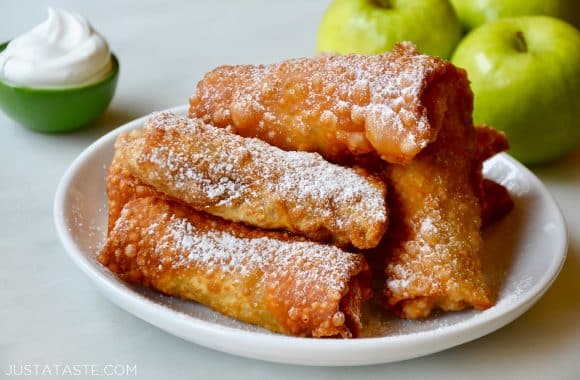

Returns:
53,104,568,366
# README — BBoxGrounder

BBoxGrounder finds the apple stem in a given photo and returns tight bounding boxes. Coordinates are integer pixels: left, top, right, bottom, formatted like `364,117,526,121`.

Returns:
514,31,528,53
372,0,392,8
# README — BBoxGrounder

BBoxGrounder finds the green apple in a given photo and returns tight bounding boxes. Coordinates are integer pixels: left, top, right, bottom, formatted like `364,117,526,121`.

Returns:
450,0,580,31
452,16,580,164
317,0,462,59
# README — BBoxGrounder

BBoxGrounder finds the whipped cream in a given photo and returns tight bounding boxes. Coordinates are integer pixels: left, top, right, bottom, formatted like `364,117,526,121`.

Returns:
0,7,113,88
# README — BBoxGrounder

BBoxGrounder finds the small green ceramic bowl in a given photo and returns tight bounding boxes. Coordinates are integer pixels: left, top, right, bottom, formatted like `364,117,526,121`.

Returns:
0,41,119,133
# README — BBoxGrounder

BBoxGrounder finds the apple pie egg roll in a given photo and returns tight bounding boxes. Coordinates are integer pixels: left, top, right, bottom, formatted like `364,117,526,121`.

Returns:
189,42,468,165
382,79,492,318
115,112,388,249
105,146,159,232
99,196,372,338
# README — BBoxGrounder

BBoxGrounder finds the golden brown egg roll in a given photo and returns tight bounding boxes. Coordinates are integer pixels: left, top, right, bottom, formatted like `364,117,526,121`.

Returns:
381,77,492,319
189,42,469,165
99,196,372,338
105,147,159,232
115,112,388,249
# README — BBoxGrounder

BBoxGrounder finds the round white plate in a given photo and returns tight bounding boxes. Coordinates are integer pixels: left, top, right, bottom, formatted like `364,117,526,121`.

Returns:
54,105,567,366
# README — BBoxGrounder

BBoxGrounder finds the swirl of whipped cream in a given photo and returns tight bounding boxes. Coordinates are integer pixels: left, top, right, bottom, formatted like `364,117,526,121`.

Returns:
0,7,113,88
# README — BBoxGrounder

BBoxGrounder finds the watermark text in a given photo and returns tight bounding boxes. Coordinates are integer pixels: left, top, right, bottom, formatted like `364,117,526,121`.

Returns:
4,363,137,377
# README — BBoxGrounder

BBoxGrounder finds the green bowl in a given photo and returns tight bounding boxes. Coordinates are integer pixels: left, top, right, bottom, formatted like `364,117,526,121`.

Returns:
0,41,119,133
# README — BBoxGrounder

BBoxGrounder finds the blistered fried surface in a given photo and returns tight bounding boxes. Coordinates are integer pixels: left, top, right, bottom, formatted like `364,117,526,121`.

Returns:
190,43,467,164
382,78,492,319
98,196,372,337
115,113,387,249
105,137,158,232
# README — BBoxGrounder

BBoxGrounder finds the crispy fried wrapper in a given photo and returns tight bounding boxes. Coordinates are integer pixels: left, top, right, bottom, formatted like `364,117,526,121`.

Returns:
115,113,387,249
189,42,471,165
99,197,372,338
381,69,493,319
105,147,159,232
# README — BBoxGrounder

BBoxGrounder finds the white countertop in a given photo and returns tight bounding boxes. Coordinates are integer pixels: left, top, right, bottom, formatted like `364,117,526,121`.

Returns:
1,1,579,379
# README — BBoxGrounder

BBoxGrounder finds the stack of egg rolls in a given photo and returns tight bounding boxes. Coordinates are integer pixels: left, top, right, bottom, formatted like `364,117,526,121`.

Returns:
100,43,513,339
188,42,512,319
100,113,384,337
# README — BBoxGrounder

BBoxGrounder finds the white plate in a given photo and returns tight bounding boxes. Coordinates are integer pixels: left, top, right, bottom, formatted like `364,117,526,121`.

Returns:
54,105,567,366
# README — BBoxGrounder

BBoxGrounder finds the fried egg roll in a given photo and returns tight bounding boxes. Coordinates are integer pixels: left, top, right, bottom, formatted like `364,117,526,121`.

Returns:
382,79,492,319
189,42,469,165
105,147,159,232
115,112,388,249
99,196,372,338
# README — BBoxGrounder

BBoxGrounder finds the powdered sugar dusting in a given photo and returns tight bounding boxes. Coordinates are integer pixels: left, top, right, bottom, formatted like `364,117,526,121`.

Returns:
127,113,387,248
191,42,446,163
147,144,246,206
147,208,361,295
386,210,446,297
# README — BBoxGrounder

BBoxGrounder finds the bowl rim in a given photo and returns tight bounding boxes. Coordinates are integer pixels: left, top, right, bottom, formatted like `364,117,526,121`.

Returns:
0,40,119,92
